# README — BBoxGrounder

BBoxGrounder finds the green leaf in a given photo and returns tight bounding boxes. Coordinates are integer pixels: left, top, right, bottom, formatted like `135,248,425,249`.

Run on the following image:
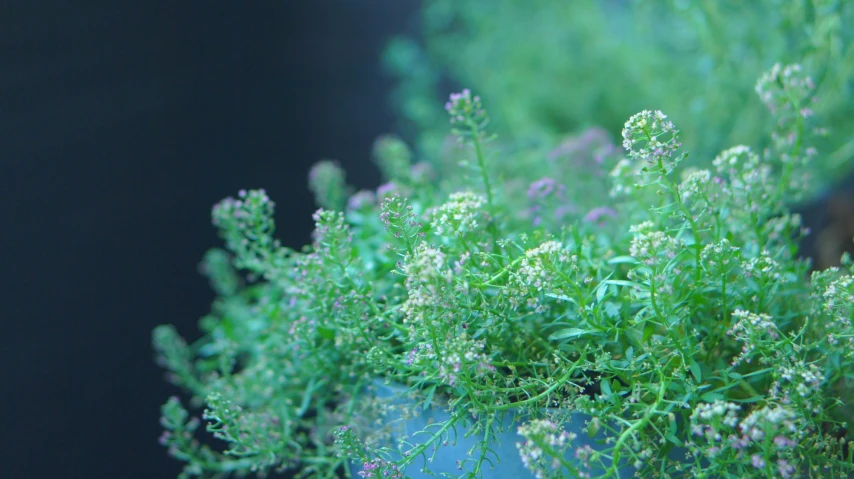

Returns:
626,346,634,361
549,328,597,340
604,279,641,288
545,292,577,304
688,359,703,383
700,392,724,402
603,302,621,318
734,395,763,403
643,323,655,342
297,377,316,417
318,326,335,341
607,256,639,265
601,378,612,398
595,282,608,303
421,383,437,411
665,432,682,446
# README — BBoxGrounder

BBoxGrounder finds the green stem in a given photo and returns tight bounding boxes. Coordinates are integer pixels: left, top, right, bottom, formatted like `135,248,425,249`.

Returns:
607,372,667,476
489,349,587,411
469,123,494,211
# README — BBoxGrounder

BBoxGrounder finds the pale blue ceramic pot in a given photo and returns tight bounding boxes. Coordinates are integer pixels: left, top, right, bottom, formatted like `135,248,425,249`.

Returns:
348,381,691,479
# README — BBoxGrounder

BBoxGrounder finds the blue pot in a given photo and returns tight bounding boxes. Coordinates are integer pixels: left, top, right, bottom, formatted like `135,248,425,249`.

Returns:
348,381,690,479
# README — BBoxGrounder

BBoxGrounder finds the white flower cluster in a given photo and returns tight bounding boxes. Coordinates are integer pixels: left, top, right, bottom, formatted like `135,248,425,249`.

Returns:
755,63,813,115
628,221,680,267
820,273,854,347
516,419,578,479
774,360,825,404
739,405,797,441
700,239,740,275
712,145,754,174
727,310,780,365
690,400,742,453
431,191,486,237
400,244,452,324
678,168,712,202
741,250,786,283
438,335,493,387
688,401,801,477
692,400,741,427
712,145,775,216
608,158,642,198
509,240,577,312
621,110,680,169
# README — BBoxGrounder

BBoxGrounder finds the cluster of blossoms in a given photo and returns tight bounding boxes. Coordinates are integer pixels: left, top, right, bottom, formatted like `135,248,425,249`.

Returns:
380,194,423,248
741,250,786,286
820,272,854,315
398,242,496,386
700,239,740,278
770,360,825,411
816,271,854,347
526,177,576,227
424,334,494,387
517,419,579,479
582,206,616,225
400,243,451,324
528,177,566,200
431,191,487,237
211,189,282,276
628,221,681,267
710,145,780,225
445,88,487,128
372,134,413,183
621,110,681,170
308,159,348,211
689,402,801,478
508,240,577,312
726,310,780,365
335,427,405,479
346,189,377,212
678,168,711,202
357,458,405,479
607,158,642,198
755,63,815,118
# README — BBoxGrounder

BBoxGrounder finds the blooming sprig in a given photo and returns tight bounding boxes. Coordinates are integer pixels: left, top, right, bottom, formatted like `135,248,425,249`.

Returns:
621,110,682,172
431,191,487,238
628,221,681,267
688,402,803,479
517,419,578,479
446,88,488,130
755,63,815,123
508,240,577,312
372,134,413,183
308,159,349,211
211,189,285,279
400,243,451,325
380,194,424,256
727,310,780,366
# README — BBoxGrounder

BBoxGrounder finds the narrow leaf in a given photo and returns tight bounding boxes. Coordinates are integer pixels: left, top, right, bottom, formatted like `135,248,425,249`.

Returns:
607,256,639,265
688,359,703,383
549,328,594,340
601,378,612,398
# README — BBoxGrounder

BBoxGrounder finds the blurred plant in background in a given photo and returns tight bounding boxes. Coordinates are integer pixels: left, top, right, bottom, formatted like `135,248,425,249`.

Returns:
385,0,854,186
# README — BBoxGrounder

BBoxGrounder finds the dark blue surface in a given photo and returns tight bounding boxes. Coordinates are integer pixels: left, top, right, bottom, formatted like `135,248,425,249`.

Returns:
2,2,417,478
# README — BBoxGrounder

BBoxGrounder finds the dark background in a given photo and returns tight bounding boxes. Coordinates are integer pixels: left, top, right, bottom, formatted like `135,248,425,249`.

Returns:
3,2,419,478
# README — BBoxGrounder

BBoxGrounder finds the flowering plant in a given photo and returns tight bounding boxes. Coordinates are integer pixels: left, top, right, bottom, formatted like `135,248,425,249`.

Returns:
154,64,854,479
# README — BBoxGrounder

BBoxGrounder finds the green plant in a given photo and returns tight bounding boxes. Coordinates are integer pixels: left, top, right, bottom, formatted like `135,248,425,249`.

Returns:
386,0,854,184
155,60,854,478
